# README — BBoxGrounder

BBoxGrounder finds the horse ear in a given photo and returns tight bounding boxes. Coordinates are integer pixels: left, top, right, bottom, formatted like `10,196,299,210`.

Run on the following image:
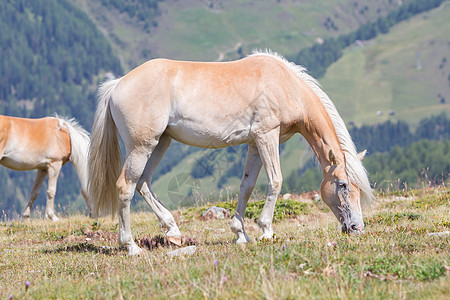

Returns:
329,149,337,165
357,150,367,160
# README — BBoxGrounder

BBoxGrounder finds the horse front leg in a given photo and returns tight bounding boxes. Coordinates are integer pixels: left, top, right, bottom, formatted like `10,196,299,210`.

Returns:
45,162,63,221
254,129,282,240
23,169,47,219
230,145,262,243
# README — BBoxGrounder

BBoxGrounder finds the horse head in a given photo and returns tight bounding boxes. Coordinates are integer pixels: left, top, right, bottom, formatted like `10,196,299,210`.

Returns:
320,149,367,234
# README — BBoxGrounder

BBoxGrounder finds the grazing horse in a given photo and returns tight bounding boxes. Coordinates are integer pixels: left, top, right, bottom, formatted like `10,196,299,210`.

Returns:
89,51,373,255
0,115,91,221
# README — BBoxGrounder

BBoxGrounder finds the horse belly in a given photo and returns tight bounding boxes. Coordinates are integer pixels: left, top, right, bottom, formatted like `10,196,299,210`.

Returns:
166,120,252,149
0,155,47,171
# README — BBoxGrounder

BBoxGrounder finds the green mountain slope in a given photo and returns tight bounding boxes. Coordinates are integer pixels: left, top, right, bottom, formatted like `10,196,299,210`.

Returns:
148,2,450,208
321,1,450,126
74,0,404,70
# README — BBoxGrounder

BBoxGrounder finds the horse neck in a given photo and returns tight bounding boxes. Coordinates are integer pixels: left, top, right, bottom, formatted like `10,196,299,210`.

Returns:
297,104,345,174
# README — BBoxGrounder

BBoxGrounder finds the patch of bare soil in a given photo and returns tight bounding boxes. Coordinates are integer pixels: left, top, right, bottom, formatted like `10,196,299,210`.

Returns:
137,235,197,250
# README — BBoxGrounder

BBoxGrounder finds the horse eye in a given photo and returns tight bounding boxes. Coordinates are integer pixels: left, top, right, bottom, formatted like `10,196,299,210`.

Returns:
338,180,348,190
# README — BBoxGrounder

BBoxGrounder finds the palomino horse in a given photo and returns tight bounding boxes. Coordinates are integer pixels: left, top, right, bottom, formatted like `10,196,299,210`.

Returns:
89,51,373,255
0,115,91,221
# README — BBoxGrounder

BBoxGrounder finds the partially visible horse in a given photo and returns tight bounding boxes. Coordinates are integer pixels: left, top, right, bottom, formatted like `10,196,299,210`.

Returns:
0,115,91,221
88,50,373,255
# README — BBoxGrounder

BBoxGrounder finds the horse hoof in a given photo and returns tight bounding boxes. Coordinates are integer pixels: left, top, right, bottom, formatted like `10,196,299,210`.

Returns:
235,233,251,244
235,237,251,244
166,228,182,238
45,214,60,222
128,244,143,256
259,232,274,241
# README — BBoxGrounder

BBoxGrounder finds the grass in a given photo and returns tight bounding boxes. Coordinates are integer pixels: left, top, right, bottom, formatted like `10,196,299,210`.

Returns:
1,187,449,299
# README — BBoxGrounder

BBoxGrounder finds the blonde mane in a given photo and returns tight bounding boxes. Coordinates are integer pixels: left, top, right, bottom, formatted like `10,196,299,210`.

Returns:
250,50,374,205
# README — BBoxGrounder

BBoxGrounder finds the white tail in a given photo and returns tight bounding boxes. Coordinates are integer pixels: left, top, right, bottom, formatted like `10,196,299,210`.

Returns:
56,115,91,207
88,78,122,217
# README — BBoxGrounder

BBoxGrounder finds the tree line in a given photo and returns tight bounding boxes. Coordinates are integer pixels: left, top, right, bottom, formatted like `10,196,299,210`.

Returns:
293,0,446,78
0,0,122,219
282,113,450,194
98,0,162,32
0,0,122,129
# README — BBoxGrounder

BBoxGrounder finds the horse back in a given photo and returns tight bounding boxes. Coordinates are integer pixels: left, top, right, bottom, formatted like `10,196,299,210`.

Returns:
112,55,306,148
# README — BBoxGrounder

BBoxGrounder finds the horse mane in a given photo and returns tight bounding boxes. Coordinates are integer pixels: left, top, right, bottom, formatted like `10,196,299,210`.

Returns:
250,50,374,206
54,114,90,192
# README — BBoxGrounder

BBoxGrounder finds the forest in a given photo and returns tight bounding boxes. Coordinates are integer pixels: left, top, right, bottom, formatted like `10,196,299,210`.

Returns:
282,114,450,194
0,0,122,219
0,0,122,128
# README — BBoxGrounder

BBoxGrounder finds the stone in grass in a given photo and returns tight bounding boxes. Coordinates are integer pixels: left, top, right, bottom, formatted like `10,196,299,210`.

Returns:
428,231,450,237
200,206,231,220
167,246,197,257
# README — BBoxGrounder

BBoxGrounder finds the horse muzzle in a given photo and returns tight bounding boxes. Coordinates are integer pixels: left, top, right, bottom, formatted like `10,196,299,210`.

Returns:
341,222,364,234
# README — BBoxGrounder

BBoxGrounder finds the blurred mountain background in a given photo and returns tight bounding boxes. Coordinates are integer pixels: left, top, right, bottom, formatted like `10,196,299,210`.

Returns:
0,0,449,218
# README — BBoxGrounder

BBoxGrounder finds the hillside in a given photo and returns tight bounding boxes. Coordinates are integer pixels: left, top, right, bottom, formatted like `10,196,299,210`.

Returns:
321,0,450,126
1,0,449,217
147,1,450,209
73,0,405,71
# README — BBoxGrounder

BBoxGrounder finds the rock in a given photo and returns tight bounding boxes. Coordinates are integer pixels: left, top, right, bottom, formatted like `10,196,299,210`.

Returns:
428,231,450,237
167,246,197,257
200,206,231,220
283,193,292,200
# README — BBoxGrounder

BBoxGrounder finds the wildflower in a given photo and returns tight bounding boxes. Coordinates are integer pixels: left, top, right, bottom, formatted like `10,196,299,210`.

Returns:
213,259,219,267
24,281,31,292
221,275,228,283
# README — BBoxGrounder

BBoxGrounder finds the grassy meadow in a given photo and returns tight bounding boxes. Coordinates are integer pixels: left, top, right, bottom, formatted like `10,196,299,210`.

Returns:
1,188,448,299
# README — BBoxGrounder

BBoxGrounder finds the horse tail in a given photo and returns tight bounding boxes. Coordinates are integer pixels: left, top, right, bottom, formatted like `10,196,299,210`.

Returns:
88,78,122,218
56,115,91,209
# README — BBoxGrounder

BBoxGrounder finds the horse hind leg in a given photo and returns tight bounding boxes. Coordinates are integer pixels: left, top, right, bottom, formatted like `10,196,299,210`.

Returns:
136,133,181,238
230,145,262,243
23,170,47,220
117,143,162,256
45,161,63,221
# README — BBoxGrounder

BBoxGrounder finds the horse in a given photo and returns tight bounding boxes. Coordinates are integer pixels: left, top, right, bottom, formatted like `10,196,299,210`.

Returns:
0,115,91,221
88,50,373,255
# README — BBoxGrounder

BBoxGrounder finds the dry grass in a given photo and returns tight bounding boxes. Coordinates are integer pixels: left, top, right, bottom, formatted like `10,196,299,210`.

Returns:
0,188,449,299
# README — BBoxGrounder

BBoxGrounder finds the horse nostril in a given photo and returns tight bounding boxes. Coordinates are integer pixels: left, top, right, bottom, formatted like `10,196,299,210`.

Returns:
350,224,358,231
